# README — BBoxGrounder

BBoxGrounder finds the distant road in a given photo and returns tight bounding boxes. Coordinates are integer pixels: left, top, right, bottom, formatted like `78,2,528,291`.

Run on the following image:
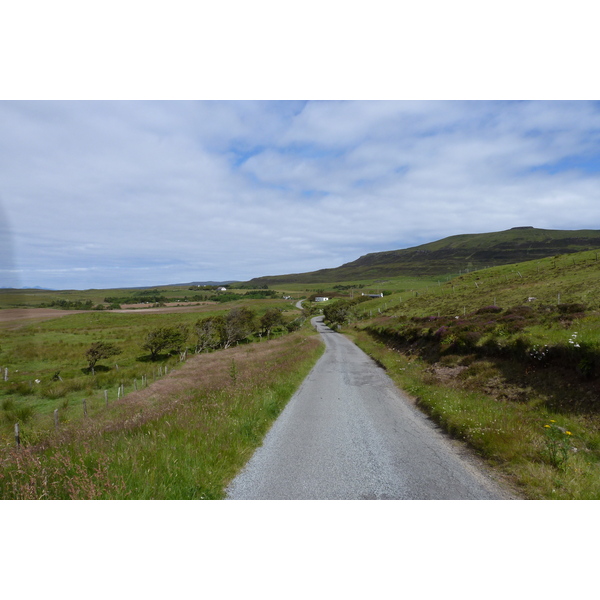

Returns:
227,316,513,500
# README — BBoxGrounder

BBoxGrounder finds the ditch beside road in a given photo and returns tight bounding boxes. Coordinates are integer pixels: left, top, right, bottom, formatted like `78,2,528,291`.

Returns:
227,316,515,500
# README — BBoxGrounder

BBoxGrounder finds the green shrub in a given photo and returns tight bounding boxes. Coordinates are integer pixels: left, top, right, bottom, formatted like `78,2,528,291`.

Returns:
558,303,586,314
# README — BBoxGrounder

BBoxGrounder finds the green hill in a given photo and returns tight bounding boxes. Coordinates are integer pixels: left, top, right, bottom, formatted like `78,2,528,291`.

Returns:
248,227,600,285
344,248,600,499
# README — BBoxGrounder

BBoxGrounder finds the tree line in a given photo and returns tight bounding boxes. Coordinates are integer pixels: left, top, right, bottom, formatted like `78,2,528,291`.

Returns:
84,307,304,371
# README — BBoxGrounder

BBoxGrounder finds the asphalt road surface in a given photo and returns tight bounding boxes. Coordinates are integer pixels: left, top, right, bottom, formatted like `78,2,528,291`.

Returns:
226,316,512,500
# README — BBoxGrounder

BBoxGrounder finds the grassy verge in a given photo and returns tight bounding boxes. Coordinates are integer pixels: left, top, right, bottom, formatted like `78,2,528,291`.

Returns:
0,299,299,425
349,328,600,499
0,329,324,499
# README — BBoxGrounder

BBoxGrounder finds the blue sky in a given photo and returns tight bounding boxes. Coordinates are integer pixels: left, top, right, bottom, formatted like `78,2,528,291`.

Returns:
1,2,599,291
2,100,600,289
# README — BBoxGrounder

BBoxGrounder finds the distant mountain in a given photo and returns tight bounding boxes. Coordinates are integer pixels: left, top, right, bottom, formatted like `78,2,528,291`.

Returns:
247,227,600,285
0,286,55,290
166,281,240,288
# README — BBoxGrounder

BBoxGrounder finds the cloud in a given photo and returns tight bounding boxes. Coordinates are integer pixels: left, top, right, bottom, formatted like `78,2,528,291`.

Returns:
1,100,600,289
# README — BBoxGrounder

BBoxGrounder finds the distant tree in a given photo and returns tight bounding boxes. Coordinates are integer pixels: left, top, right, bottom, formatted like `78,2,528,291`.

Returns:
301,303,319,318
85,341,122,374
194,317,222,353
285,317,304,333
221,307,256,348
323,296,368,325
142,326,189,360
260,308,283,337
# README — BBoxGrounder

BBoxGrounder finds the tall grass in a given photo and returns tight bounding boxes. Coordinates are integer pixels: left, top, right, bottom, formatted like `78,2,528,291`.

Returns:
0,299,299,427
0,329,323,499
349,328,600,499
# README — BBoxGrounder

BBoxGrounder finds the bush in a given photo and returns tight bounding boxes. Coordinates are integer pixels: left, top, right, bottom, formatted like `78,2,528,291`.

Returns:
476,305,503,314
142,326,189,360
85,341,122,374
558,303,586,314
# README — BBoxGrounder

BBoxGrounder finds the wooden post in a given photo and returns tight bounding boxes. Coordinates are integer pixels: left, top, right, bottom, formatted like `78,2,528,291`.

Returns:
4,367,7,381
54,409,59,429
83,399,88,417
104,390,108,406
15,423,20,448
134,379,137,391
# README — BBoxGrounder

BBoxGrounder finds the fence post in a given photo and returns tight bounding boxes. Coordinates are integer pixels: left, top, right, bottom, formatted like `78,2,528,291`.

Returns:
15,423,20,448
54,409,59,430
104,390,108,406
4,367,8,382
83,399,88,417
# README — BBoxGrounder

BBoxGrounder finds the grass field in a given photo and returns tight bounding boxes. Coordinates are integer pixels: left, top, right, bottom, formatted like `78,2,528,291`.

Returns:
0,297,299,435
269,275,444,297
0,302,323,499
4,247,600,499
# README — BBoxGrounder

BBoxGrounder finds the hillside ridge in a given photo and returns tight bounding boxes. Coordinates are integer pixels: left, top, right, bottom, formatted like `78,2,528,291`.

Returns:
247,227,600,285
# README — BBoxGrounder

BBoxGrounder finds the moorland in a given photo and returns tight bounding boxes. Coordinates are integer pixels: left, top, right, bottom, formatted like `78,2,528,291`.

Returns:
2,226,600,499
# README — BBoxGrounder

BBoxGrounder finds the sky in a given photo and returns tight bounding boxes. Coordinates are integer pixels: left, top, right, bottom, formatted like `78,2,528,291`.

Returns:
1,2,599,292
2,100,600,289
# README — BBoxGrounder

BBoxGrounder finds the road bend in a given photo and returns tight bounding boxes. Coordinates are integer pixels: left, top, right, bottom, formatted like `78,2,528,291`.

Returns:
226,316,512,500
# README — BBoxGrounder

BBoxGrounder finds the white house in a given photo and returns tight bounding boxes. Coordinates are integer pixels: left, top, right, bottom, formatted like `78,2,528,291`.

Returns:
314,297,329,302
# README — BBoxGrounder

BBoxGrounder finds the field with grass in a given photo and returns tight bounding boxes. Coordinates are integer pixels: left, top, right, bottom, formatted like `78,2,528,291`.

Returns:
5,244,600,500
0,289,323,499
328,249,600,499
